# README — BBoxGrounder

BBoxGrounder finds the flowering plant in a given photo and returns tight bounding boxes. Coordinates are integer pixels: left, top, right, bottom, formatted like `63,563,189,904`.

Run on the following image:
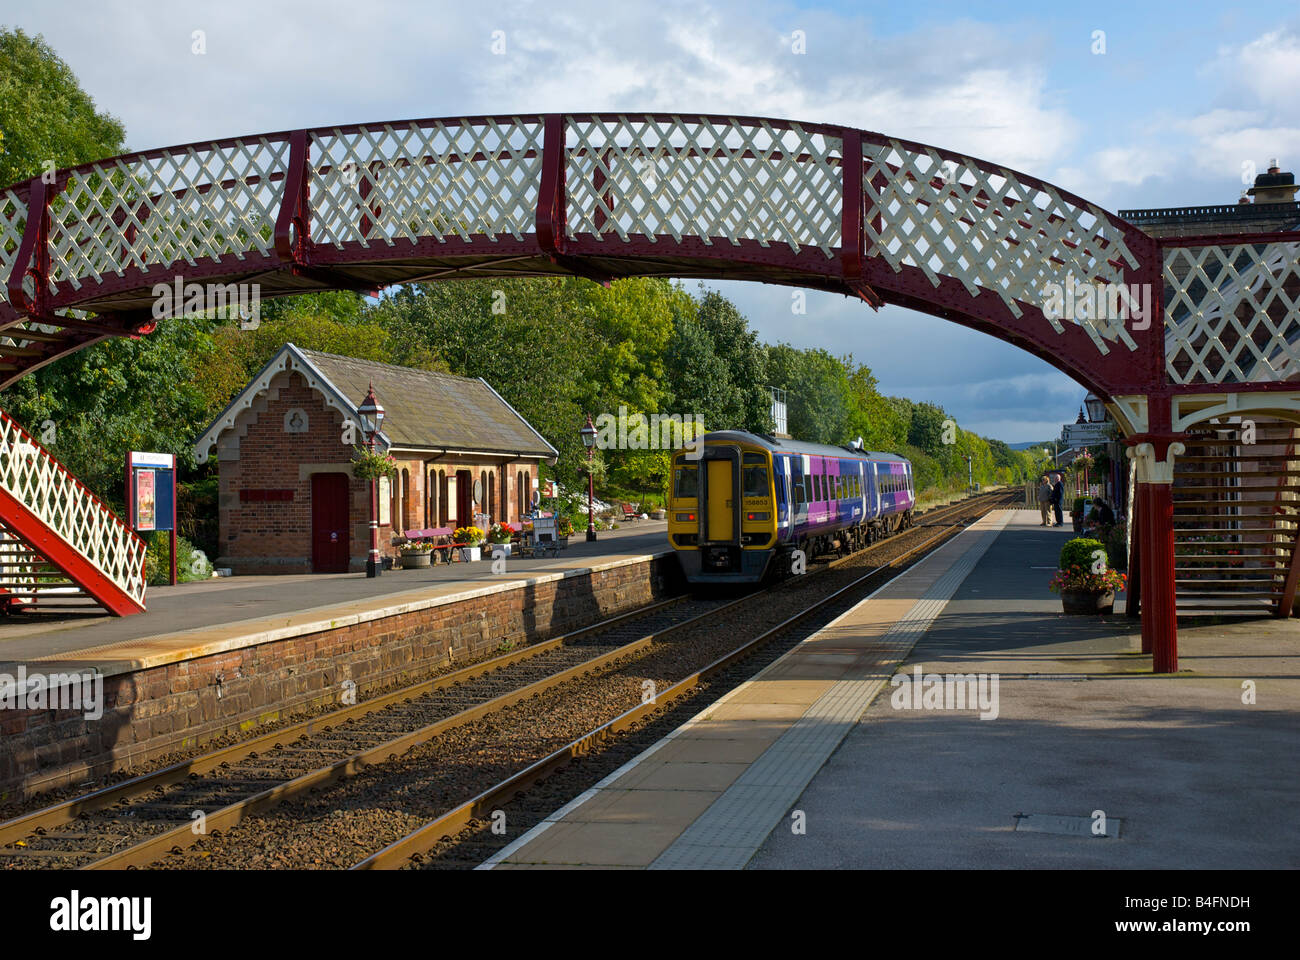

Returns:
1049,536,1126,593
556,516,574,537
1049,566,1127,593
488,522,514,543
453,525,485,546
1071,451,1094,471
398,539,433,553
352,447,398,481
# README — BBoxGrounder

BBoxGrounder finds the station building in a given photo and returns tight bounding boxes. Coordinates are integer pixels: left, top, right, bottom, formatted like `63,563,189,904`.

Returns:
194,343,557,575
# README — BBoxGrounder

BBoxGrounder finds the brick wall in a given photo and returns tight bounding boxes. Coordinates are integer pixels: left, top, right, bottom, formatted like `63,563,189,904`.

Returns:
0,554,682,801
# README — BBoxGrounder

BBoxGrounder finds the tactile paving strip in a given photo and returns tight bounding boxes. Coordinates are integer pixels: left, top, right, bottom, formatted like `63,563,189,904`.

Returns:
648,512,1011,869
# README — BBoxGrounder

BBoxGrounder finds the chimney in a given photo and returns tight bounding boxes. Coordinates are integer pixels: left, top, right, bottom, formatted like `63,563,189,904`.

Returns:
1247,158,1299,204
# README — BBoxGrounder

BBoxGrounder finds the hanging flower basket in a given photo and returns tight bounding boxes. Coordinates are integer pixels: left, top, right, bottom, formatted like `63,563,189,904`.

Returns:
352,447,398,481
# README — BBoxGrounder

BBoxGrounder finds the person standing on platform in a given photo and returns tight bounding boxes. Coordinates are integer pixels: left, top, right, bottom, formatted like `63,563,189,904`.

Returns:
1036,475,1052,526
1050,473,1064,527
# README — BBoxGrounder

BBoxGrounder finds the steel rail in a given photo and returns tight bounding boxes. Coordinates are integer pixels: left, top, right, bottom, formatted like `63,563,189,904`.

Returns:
0,490,1006,868
0,594,691,848
353,494,1014,869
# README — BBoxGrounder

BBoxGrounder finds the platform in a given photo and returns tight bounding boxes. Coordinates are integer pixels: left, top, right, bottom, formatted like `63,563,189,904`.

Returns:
0,522,670,676
484,509,1300,870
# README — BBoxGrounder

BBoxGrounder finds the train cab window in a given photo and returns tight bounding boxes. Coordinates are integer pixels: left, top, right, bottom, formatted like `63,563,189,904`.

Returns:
673,464,699,498
742,453,769,498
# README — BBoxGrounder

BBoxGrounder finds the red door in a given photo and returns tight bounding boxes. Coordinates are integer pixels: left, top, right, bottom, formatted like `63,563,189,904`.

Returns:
312,473,350,573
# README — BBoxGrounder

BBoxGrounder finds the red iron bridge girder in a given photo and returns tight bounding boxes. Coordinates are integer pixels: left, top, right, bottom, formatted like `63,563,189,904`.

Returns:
0,112,1297,404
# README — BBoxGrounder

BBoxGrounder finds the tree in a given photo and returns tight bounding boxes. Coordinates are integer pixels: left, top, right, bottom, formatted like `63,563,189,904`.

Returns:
0,28,125,187
366,277,595,488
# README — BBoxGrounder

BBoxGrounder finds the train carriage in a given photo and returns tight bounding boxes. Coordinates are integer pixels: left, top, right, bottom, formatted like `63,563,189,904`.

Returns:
669,430,915,585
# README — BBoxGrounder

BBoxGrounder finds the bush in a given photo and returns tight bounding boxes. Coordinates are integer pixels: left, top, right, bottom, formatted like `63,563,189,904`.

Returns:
143,531,212,585
1051,536,1125,593
1059,537,1107,571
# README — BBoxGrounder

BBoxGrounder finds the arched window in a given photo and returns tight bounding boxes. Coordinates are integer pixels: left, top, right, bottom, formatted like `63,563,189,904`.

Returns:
516,470,524,521
488,470,496,523
479,470,488,521
427,466,438,528
439,470,449,525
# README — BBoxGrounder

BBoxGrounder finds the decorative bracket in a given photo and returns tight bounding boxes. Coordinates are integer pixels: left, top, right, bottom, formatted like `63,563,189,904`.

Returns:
1126,438,1185,484
274,130,312,265
838,129,880,309
534,113,611,286
6,176,57,317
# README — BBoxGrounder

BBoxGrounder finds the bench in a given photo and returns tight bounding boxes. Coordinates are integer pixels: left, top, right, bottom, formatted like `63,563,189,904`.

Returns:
403,526,457,563
621,502,639,522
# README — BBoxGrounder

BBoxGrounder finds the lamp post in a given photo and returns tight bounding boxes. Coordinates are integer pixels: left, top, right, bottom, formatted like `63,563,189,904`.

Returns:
580,414,598,542
963,454,973,493
358,383,385,578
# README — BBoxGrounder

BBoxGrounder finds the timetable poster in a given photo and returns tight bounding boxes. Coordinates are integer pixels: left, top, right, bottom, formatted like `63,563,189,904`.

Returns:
137,469,156,531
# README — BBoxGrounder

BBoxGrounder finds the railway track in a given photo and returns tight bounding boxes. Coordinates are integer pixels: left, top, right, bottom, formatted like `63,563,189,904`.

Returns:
0,489,1014,870
363,490,1017,869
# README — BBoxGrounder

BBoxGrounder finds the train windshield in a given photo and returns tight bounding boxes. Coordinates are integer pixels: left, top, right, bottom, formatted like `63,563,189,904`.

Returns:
742,453,769,498
673,464,699,498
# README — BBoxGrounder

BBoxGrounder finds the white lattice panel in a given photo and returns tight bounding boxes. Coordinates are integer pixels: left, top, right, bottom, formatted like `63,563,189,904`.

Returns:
564,116,842,256
1165,242,1300,385
0,188,28,312
863,139,1141,355
45,137,291,293
0,410,146,605
310,118,544,247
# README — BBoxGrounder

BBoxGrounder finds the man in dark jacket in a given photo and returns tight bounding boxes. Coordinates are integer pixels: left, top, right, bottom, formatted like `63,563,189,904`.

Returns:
1050,474,1064,527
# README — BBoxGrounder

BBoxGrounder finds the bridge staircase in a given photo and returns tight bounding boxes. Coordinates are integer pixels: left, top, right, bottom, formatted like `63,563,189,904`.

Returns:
0,408,146,616
1173,417,1300,618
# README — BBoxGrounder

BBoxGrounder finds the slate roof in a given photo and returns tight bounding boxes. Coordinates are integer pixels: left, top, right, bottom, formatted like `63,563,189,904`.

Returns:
194,343,557,462
298,349,556,457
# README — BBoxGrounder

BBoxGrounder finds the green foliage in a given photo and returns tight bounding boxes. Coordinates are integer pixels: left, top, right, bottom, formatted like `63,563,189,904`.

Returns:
143,532,210,586
664,287,769,433
765,344,851,443
351,447,398,481
1060,537,1107,571
0,28,126,187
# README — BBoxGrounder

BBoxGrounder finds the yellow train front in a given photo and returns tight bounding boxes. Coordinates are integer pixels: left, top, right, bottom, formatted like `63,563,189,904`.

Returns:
668,430,915,585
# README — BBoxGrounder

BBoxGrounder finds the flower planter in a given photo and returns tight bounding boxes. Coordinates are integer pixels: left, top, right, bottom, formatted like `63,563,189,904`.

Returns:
490,543,511,558
651,509,666,520
460,546,482,562
1061,588,1115,615
401,551,432,569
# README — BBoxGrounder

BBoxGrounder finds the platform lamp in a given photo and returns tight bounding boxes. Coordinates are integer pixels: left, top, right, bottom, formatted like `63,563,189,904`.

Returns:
580,413,598,542
1084,393,1106,423
358,383,385,578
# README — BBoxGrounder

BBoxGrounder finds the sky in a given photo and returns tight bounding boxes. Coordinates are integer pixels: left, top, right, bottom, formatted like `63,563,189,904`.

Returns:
3,0,1299,442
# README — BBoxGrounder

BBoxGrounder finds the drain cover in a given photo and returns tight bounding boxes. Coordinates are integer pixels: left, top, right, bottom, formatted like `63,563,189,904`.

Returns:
1013,813,1121,838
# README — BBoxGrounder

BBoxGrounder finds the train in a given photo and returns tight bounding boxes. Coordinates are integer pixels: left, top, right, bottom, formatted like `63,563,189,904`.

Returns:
668,430,916,585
